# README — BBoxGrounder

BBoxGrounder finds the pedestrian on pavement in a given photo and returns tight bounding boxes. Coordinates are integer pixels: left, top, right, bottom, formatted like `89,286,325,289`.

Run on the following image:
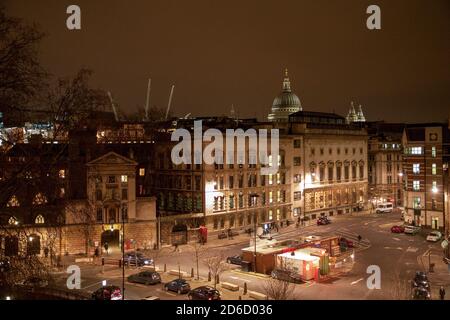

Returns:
104,242,109,256
357,235,362,243
44,247,49,258
440,286,446,300
94,246,99,258
173,243,179,252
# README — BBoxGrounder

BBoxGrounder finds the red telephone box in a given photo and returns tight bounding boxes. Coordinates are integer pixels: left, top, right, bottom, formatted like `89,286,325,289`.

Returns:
199,226,208,243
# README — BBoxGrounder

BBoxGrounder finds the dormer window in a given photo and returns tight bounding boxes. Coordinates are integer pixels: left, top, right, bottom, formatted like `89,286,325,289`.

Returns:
8,216,19,225
35,214,45,224
33,193,48,205
7,195,20,207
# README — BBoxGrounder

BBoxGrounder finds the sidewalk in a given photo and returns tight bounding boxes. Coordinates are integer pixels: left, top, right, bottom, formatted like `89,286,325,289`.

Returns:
419,249,450,300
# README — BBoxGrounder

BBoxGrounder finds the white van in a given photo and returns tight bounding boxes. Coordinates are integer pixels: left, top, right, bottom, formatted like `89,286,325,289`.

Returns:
375,203,393,214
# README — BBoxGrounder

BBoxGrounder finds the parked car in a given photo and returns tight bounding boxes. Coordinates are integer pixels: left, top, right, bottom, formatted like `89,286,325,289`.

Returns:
218,231,227,239
127,271,161,285
391,225,405,233
188,286,221,300
123,252,154,267
141,296,160,300
317,217,331,225
404,225,420,235
226,255,243,265
375,203,393,214
92,286,122,300
304,235,322,243
412,286,431,300
339,237,354,248
412,271,430,290
426,231,442,242
164,279,191,294
21,277,49,288
271,268,303,284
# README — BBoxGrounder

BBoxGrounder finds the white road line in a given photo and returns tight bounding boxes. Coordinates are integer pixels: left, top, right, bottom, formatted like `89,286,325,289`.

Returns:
351,278,364,285
82,281,103,290
393,238,401,241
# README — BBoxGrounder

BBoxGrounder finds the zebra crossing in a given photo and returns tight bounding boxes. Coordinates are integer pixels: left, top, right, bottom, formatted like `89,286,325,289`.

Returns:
335,228,371,250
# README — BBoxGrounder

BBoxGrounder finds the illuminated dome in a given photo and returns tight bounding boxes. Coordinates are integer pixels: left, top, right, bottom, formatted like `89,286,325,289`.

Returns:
268,69,302,122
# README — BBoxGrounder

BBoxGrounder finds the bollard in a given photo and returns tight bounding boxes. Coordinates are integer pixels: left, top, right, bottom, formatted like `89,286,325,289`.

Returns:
243,282,247,295
102,258,105,266
164,263,167,272
208,272,211,282
119,260,122,268
239,295,242,300
191,268,194,278
216,274,220,284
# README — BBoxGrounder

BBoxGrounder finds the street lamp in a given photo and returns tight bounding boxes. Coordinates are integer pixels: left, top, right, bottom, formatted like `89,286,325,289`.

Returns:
121,205,125,301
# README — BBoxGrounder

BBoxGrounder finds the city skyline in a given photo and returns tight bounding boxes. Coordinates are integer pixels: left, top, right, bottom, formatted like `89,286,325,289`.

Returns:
4,0,450,123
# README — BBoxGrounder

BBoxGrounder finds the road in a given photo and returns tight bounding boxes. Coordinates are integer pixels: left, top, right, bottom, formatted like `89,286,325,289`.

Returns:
52,212,445,300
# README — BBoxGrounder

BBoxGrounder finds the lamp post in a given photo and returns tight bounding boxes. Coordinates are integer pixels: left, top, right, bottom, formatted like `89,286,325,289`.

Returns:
121,205,125,300
250,194,260,273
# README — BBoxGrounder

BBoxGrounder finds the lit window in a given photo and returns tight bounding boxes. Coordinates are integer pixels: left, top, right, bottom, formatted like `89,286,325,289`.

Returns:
413,180,420,191
268,210,273,220
32,193,48,205
411,147,422,155
59,169,65,179
7,195,20,207
413,164,420,174
432,163,437,175
431,146,436,158
277,190,281,202
8,216,19,225
35,215,45,224
269,191,273,204
268,174,273,185
432,181,438,193
121,175,128,183
139,168,145,176
276,173,281,184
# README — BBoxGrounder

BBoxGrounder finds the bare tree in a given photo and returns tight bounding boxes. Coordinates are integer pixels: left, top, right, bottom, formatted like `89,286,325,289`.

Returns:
65,200,97,257
390,274,412,300
190,241,206,280
0,6,47,118
203,251,229,289
263,277,295,300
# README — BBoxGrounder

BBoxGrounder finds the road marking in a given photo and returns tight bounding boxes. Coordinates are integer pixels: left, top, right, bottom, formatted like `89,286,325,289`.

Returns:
351,278,364,285
393,238,401,241
406,247,418,253
384,247,403,251
82,281,103,290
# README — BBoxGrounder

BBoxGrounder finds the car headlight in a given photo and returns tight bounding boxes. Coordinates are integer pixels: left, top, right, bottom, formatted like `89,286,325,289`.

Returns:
144,261,149,264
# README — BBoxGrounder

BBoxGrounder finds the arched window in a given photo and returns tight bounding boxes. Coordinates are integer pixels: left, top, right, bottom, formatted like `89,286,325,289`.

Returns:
7,195,20,207
33,193,48,205
35,214,45,224
8,216,19,225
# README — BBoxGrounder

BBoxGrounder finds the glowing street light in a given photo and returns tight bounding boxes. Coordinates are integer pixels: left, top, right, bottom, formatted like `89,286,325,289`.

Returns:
6,296,11,300
102,280,107,286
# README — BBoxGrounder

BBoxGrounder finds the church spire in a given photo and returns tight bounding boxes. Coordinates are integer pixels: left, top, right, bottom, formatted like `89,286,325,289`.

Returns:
282,68,291,92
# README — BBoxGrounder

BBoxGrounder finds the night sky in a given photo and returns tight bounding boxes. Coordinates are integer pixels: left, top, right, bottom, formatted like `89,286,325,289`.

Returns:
4,0,450,123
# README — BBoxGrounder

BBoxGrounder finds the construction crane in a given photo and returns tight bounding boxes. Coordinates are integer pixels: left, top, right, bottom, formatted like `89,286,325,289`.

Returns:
107,91,119,122
144,78,151,121
165,85,175,120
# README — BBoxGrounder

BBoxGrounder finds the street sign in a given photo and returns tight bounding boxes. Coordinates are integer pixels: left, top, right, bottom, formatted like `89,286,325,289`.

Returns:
441,239,448,249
